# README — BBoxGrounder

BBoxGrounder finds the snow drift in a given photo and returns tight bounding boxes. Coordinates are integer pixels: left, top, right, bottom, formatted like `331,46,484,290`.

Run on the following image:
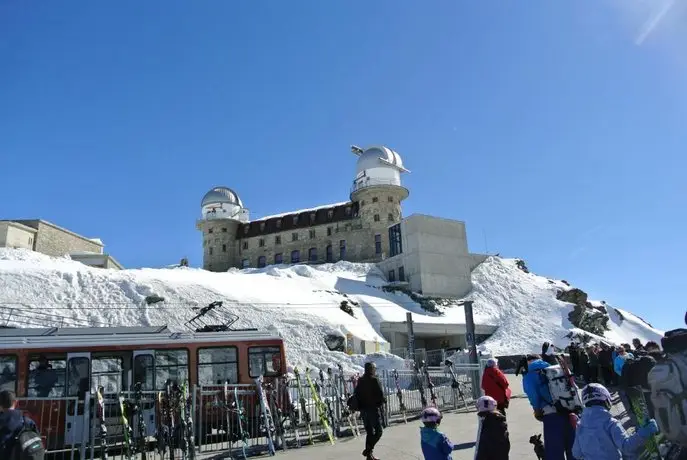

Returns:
0,249,664,372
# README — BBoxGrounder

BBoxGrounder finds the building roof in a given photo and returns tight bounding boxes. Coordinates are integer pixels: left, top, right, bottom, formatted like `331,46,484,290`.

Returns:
356,146,409,174
10,219,104,247
0,221,38,234
201,186,243,208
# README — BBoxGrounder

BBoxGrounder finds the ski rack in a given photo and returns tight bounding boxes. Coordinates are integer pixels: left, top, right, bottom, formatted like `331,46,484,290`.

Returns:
184,301,257,333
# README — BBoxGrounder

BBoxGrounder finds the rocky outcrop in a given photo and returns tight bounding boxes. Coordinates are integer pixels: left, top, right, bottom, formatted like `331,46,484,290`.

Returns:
324,334,345,352
340,300,355,318
515,259,529,273
557,288,610,337
382,285,449,315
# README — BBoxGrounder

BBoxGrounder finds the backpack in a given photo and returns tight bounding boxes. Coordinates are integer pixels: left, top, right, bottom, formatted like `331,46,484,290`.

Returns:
538,364,583,414
622,355,656,389
346,393,359,412
648,328,687,446
9,419,44,460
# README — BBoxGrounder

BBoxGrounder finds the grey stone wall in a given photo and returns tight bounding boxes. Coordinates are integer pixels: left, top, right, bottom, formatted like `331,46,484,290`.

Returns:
14,220,103,257
199,219,240,272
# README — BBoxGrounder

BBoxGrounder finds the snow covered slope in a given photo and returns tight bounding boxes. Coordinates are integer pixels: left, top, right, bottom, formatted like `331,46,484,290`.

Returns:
0,249,664,370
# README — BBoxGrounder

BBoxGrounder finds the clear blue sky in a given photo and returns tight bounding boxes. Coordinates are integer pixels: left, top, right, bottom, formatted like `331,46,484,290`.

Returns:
1,1,684,331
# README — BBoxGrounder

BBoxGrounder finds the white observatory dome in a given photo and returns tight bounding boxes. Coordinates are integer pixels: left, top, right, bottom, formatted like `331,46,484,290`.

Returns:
355,146,406,176
200,186,249,222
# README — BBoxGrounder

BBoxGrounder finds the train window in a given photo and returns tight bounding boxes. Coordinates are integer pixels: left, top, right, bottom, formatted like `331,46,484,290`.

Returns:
155,349,188,389
67,357,90,398
92,357,123,393
133,354,155,391
248,347,282,378
0,356,17,392
198,347,238,385
28,356,66,398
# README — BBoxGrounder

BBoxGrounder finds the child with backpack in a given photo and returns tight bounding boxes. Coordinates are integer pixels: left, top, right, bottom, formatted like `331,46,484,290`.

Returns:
572,383,659,460
474,396,510,460
0,389,44,459
419,407,457,460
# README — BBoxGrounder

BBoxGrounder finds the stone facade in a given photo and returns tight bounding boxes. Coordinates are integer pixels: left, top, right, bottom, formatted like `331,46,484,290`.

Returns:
200,184,409,270
13,220,104,257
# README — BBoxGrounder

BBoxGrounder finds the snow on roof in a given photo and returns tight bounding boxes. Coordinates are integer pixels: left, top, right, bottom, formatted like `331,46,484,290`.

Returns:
89,238,104,245
252,202,352,222
0,248,663,370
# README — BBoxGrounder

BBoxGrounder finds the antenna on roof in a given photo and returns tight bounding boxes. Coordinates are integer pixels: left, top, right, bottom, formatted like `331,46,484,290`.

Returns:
351,145,364,156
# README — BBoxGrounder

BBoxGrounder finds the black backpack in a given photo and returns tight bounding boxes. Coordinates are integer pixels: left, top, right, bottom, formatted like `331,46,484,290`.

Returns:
622,355,656,389
9,419,44,460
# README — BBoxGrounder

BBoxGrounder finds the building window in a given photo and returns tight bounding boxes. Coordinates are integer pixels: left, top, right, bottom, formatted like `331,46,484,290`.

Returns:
257,256,266,268
374,214,380,222
339,240,346,260
242,259,250,268
209,247,213,255
309,247,317,262
260,222,266,231
326,245,333,263
293,216,298,225
345,207,351,216
222,244,227,252
242,241,248,250
309,229,316,239
222,227,227,232
388,213,394,222
375,234,382,254
243,225,249,234
275,235,282,245
389,223,403,257
275,253,283,264
291,250,300,264
388,196,394,202
310,213,316,224
388,269,396,282
276,219,282,229
198,347,238,385
327,210,334,219
398,266,405,282
248,346,282,378
327,227,332,236
292,232,298,242
259,238,265,247
208,228,214,234
372,197,378,203
28,237,33,246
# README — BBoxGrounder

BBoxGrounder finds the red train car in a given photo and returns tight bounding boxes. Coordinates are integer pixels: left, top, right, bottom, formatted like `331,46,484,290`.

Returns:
0,325,286,451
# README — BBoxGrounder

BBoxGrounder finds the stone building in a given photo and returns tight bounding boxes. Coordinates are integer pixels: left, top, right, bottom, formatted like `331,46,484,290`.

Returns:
197,144,486,299
0,219,122,270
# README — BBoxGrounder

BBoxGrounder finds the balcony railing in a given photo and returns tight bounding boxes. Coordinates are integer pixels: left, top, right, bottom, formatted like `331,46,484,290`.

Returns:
350,179,407,194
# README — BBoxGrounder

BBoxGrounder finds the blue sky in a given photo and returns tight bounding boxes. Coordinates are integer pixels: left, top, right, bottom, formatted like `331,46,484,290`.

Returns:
1,1,684,331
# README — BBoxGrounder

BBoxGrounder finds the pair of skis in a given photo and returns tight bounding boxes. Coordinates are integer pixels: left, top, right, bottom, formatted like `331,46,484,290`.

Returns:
337,364,360,436
294,368,314,445
444,360,468,410
305,368,336,445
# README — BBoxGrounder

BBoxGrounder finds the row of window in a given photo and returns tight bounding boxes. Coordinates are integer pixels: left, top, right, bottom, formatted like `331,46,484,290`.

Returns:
243,207,354,235
388,266,406,282
242,240,349,268
361,196,395,206
0,346,281,397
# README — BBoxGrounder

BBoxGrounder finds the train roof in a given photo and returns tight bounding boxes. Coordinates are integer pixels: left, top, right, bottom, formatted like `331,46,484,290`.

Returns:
0,325,283,350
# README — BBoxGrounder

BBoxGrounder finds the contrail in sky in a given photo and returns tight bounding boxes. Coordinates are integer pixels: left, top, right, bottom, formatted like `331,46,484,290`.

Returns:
635,0,676,45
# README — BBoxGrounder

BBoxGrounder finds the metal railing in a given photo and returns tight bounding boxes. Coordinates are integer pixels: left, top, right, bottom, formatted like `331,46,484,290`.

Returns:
12,367,480,459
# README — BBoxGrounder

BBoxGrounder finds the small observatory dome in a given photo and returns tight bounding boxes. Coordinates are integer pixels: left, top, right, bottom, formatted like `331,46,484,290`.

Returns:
352,145,409,191
200,186,249,222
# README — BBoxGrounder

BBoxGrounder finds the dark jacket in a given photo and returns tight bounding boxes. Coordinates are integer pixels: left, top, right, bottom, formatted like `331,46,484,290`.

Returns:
0,410,38,458
353,373,386,411
598,348,612,366
475,411,510,460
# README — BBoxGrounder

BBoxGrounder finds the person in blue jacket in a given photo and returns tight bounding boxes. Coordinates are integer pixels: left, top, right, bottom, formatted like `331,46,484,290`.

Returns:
0,389,40,458
419,407,456,460
522,355,575,460
572,383,658,459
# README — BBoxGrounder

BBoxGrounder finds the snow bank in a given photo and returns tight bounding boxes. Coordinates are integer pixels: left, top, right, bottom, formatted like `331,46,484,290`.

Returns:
0,249,663,370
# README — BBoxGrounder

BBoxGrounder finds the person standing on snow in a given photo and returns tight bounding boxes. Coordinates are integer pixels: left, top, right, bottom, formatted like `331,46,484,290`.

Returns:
572,383,659,459
522,355,576,460
481,358,511,416
353,362,386,460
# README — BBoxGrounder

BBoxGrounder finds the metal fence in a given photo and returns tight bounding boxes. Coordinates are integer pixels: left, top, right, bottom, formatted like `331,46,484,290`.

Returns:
14,366,481,459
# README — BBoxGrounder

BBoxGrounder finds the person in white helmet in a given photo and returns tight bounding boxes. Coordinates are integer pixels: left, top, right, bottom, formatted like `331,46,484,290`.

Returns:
572,383,659,460
419,407,457,460
474,396,510,460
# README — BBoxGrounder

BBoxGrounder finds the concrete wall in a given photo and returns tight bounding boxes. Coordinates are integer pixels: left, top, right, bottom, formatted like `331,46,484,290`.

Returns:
70,253,123,270
11,220,103,257
0,222,36,249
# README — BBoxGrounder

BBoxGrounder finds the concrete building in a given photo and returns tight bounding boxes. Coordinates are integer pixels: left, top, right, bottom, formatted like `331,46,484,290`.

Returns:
0,219,122,270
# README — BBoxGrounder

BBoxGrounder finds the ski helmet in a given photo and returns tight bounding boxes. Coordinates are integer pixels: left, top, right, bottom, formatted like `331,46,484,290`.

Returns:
581,383,612,407
476,395,497,413
421,407,442,423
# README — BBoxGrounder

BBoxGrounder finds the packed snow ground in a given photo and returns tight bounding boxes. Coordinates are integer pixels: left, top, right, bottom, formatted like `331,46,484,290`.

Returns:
0,249,664,373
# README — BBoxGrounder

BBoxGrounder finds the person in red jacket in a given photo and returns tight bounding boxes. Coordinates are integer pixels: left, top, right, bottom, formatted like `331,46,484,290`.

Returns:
481,358,511,416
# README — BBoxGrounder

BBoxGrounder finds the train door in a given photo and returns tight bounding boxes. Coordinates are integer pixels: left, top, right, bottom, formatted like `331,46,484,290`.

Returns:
131,350,156,437
64,352,91,446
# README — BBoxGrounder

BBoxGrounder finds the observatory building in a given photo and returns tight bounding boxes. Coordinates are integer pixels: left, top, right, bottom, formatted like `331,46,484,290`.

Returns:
197,145,487,299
